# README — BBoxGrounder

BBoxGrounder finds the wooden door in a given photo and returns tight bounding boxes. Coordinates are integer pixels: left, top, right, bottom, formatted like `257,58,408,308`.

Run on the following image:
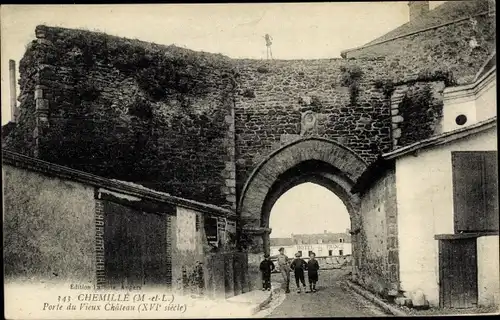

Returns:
104,201,171,289
439,238,478,308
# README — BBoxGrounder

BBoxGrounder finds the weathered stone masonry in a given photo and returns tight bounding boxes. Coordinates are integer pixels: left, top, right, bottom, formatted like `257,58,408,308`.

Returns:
342,6,495,86
7,25,238,210
2,11,496,297
6,24,494,212
233,59,395,199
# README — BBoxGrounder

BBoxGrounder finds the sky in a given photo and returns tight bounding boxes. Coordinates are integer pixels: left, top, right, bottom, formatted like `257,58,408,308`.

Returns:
0,2,445,124
269,182,351,238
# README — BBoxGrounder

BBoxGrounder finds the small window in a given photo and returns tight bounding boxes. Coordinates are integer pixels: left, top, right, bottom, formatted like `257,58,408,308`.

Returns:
308,250,313,257
455,114,467,126
297,250,302,256
195,214,200,231
339,238,344,243
339,250,343,256
328,250,333,256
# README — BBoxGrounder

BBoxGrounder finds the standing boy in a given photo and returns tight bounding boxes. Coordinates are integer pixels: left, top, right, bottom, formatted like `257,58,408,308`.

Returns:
290,252,307,293
277,247,291,293
259,254,275,291
307,252,320,292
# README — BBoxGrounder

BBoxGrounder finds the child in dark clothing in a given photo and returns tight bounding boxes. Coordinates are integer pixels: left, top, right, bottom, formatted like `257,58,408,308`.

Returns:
307,252,320,292
259,253,275,291
290,252,307,293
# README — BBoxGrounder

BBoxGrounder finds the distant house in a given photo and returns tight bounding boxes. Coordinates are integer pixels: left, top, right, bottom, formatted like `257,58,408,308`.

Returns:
270,231,352,258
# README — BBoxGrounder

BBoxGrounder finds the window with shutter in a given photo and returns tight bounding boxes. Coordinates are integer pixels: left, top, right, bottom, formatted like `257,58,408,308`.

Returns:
452,151,499,232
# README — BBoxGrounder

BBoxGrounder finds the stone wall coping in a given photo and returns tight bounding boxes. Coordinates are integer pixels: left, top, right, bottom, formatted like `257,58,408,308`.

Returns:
382,116,497,160
2,149,236,218
340,10,493,58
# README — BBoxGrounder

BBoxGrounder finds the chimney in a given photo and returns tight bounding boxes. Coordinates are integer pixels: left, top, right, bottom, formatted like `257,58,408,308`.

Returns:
408,1,429,22
9,60,18,122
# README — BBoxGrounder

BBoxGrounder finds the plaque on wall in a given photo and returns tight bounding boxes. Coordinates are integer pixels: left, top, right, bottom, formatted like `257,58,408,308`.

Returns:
300,111,318,136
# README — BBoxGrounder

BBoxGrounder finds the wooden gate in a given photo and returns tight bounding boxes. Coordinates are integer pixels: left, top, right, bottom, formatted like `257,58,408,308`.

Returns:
438,238,478,308
104,201,171,289
203,252,248,298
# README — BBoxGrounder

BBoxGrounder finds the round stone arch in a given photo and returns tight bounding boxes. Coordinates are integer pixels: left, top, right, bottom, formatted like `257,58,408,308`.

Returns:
238,137,368,253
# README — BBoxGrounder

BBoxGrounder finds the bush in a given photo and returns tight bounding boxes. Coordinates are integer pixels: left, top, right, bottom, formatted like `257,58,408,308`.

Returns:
340,64,364,105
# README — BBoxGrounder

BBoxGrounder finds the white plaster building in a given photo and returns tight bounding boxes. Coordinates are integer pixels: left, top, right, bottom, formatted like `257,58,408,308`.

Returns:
355,54,498,308
270,231,352,258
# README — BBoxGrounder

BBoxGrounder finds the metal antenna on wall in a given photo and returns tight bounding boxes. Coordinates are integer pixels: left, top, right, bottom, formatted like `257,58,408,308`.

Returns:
264,34,273,60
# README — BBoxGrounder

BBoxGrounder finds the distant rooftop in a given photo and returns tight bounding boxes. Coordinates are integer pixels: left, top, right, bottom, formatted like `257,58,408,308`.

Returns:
270,231,351,246
342,0,492,56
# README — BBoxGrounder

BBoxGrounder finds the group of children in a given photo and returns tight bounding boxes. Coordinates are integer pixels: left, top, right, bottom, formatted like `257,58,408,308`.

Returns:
259,247,320,293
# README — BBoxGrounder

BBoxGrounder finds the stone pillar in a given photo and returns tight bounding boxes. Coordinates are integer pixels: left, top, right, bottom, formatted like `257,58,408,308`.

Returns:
349,213,361,282
224,253,235,298
241,225,272,291
33,84,50,158
31,26,55,159
221,75,237,211
9,60,18,123
232,253,243,296
390,86,406,149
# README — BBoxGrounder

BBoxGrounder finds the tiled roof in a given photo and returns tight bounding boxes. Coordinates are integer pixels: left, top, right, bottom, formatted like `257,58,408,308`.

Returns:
363,0,491,47
270,237,295,246
271,232,351,246
292,232,351,244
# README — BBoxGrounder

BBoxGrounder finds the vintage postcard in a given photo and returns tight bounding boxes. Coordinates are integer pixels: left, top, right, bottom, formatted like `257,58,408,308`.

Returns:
1,1,498,319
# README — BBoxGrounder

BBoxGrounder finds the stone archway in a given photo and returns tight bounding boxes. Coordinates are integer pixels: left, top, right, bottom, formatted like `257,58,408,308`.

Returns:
237,137,368,289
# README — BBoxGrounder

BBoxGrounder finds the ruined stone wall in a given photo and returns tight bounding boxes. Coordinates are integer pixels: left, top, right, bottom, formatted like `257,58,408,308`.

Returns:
343,11,496,86
2,44,39,157
233,58,394,196
3,25,237,210
356,167,399,298
4,18,495,210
